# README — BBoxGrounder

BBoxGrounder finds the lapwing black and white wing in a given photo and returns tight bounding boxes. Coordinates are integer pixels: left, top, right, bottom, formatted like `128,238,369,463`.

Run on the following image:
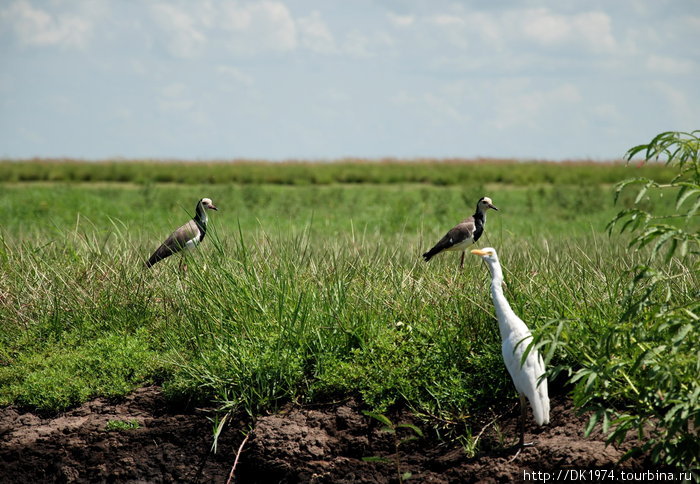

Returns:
146,220,200,268
422,218,476,262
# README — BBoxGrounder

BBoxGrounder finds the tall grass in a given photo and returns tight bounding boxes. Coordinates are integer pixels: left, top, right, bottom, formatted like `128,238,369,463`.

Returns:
0,181,695,460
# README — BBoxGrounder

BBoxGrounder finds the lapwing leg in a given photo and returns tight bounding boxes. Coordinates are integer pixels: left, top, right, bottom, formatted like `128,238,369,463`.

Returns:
178,255,188,274
460,251,465,268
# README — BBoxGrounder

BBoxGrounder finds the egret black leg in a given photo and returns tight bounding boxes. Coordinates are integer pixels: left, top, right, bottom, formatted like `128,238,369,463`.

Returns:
519,394,535,448
519,393,527,447
509,394,534,462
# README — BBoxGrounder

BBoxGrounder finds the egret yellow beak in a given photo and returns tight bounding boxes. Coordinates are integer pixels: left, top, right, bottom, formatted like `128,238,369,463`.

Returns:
471,249,489,256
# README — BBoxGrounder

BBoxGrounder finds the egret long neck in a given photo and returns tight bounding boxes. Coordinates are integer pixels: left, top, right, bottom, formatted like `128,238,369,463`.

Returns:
488,262,518,340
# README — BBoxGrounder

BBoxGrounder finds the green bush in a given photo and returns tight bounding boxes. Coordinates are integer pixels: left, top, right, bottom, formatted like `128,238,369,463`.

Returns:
540,131,700,468
0,331,157,411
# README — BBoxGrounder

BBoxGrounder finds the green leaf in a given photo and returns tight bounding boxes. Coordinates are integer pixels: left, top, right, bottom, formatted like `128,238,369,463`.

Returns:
687,196,700,219
625,144,650,162
651,229,678,260
363,411,393,427
396,423,424,437
602,410,611,434
634,184,649,204
672,324,693,345
584,410,601,437
630,349,651,373
675,185,700,210
210,411,230,454
664,238,678,263
614,178,649,203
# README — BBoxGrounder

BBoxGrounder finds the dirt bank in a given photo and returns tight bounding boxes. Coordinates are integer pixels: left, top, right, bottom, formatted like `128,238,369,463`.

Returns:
0,386,654,483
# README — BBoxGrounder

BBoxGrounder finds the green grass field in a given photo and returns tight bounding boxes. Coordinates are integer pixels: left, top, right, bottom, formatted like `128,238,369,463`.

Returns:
0,160,697,463
0,158,676,186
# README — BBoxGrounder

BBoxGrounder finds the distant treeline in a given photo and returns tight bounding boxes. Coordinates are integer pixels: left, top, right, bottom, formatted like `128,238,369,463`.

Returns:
0,158,675,185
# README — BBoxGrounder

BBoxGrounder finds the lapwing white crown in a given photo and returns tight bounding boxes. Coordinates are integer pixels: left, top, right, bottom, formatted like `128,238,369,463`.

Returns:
422,196,498,268
471,247,550,453
145,197,218,268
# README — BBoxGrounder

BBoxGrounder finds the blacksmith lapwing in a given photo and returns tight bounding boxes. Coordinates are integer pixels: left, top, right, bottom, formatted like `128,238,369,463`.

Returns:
145,197,218,269
422,196,498,268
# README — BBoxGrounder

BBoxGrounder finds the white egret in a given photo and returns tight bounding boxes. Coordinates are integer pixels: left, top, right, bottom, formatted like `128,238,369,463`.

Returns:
471,247,550,451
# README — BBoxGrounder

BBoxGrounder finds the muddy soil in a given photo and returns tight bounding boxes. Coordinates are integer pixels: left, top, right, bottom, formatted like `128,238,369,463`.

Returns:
0,386,655,483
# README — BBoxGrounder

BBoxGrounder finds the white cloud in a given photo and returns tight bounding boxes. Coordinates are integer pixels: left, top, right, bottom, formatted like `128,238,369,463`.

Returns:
646,55,696,75
320,87,350,103
572,11,616,51
158,82,191,111
489,82,583,131
151,3,207,57
149,1,297,58
1,0,93,48
651,81,696,126
342,30,394,58
342,31,371,57
298,11,336,54
519,9,571,45
590,103,622,122
406,7,616,54
687,16,700,30
388,13,415,28
517,8,616,52
217,65,254,86
426,14,470,49
389,90,414,107
423,92,468,124
429,14,465,27
390,87,469,127
1,1,697,160
219,1,297,54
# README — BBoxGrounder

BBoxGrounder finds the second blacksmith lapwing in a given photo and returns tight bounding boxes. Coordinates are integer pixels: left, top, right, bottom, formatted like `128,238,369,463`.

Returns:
422,196,498,268
145,197,218,269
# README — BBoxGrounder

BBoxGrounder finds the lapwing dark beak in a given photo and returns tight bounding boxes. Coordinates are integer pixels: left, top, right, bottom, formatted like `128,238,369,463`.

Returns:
489,204,499,211
209,205,218,211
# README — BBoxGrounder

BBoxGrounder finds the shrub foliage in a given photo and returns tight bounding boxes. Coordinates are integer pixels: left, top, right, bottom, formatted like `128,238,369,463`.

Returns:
556,131,699,468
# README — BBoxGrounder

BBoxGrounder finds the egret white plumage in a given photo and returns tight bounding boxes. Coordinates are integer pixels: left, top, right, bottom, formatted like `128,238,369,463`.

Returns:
471,247,549,452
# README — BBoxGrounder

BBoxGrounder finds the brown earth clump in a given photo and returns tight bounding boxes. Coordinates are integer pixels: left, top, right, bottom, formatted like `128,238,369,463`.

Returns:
0,386,656,483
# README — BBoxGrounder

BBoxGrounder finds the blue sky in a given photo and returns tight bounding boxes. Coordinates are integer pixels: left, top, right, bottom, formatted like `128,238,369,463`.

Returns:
0,0,698,160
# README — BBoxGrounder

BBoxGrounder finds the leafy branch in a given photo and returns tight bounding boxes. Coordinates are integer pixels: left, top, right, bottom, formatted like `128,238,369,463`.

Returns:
531,130,699,469
608,130,700,263
597,130,700,468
